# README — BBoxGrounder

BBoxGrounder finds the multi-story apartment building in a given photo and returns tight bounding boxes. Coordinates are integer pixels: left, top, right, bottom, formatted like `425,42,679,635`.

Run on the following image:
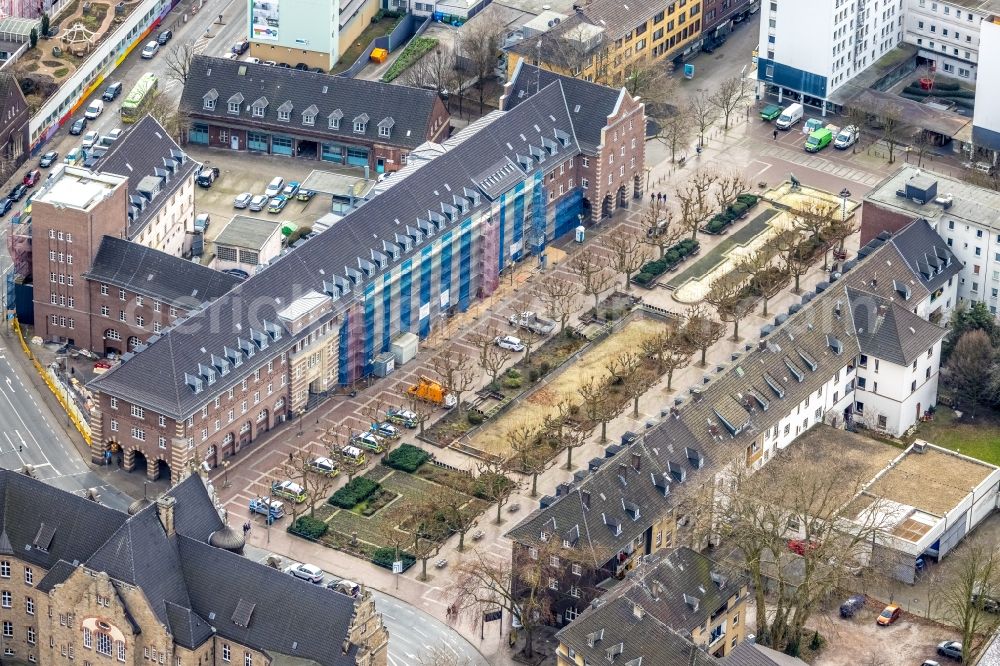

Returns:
0,73,30,184
507,217,957,625
702,0,759,49
555,548,748,662
98,116,200,256
903,0,998,81
506,0,702,85
31,117,233,351
862,166,1000,314
758,0,997,113
0,469,388,666
88,67,646,482
972,15,1000,159
180,56,450,175
247,0,379,69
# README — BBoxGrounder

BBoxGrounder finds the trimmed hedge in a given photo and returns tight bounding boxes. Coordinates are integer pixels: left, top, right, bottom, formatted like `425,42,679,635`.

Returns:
329,477,380,508
736,193,759,208
372,546,416,571
703,193,760,235
382,37,439,83
290,515,329,539
634,238,700,286
383,443,432,473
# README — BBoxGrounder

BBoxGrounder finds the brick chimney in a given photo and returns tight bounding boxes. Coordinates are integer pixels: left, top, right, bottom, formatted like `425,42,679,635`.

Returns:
157,495,176,536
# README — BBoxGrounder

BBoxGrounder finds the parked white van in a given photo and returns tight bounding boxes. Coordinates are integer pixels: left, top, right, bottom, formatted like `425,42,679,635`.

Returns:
775,103,803,130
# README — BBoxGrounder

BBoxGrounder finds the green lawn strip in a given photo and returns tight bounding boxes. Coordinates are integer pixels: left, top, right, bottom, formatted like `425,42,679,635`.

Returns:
381,36,438,82
907,406,1000,466
666,208,779,289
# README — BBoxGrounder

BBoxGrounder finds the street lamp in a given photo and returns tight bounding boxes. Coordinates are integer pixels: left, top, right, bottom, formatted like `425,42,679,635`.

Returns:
839,188,852,223
222,459,230,489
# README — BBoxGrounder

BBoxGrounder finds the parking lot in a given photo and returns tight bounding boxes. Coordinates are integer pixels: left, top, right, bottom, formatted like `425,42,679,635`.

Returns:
186,145,368,253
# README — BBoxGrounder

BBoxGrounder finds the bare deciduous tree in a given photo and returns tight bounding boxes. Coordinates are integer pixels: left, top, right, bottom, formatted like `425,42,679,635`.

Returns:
402,45,457,98
705,272,755,341
431,349,477,414
507,421,549,497
607,230,650,291
578,373,626,443
640,197,682,259
472,326,511,389
844,104,870,154
872,101,909,165
457,15,506,114
147,93,191,144
709,75,751,130
675,170,718,241
640,325,693,391
570,249,616,309
163,42,196,86
940,539,1000,663
737,247,786,317
653,103,694,163
535,277,582,333
689,92,718,148
714,170,751,211
610,350,654,418
682,304,726,367
774,228,813,294
947,330,999,417
475,456,520,524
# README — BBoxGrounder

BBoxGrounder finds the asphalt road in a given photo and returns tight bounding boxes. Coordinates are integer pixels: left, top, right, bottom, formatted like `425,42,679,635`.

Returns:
0,339,133,512
244,544,488,666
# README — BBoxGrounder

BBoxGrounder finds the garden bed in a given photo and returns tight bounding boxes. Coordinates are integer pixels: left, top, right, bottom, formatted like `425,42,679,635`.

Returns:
582,291,642,323
382,36,438,82
633,239,700,288
702,193,761,235
330,13,403,74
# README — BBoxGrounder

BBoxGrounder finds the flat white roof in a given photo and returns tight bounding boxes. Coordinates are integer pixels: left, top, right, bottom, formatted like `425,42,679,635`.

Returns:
35,166,126,211
277,290,329,322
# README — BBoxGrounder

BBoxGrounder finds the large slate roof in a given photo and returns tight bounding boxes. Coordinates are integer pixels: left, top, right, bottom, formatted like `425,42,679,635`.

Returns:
84,236,242,308
91,79,594,418
180,55,445,150
0,469,360,664
98,115,199,238
885,218,962,293
557,595,717,666
508,230,948,562
504,62,627,152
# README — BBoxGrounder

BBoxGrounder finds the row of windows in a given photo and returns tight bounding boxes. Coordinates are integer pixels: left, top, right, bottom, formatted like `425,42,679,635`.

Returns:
0,592,34,614
49,315,75,329
46,230,74,242
49,273,75,286
47,251,74,264
99,284,170,313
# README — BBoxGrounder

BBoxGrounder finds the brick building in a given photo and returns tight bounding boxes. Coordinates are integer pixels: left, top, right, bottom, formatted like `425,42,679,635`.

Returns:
0,469,388,666
88,67,646,483
0,73,30,184
180,56,451,175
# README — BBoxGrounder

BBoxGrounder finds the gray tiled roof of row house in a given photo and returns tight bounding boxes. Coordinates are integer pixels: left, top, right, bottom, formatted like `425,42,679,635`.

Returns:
724,641,810,666
504,62,630,152
557,547,746,648
84,236,242,308
180,55,446,151
90,79,590,418
1,469,361,664
557,595,718,666
848,288,947,366
98,115,200,238
882,217,963,293
508,220,949,562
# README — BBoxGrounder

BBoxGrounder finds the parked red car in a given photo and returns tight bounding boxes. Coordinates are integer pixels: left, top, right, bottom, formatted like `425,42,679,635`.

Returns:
23,169,42,187
787,539,820,556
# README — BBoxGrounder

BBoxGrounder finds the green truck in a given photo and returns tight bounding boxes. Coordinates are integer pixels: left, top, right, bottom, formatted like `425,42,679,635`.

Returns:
804,128,834,152
760,103,782,121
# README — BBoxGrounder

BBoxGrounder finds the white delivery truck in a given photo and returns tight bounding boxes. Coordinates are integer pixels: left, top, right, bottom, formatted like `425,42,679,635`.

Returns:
775,103,803,130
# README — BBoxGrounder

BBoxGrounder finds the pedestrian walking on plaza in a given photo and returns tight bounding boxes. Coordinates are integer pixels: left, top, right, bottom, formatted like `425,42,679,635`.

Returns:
773,129,778,140
243,521,251,535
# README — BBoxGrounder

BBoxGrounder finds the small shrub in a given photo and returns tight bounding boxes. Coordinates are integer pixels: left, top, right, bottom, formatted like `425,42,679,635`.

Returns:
736,193,759,207
540,361,551,374
329,477,380,508
634,272,653,285
467,411,484,425
528,367,540,382
809,630,823,651
372,546,415,570
383,443,432,472
665,249,680,265
503,376,522,389
731,201,748,217
290,515,328,539
506,368,521,380
53,67,69,78
568,404,580,416
604,310,614,321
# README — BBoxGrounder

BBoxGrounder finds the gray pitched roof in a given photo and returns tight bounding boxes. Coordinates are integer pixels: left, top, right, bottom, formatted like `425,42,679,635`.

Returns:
84,236,241,308
724,642,809,666
505,62,626,152
849,288,946,366
0,469,361,663
509,234,948,560
91,80,583,418
886,218,962,292
98,115,199,237
0,470,127,570
180,55,444,150
557,595,717,666
176,536,357,665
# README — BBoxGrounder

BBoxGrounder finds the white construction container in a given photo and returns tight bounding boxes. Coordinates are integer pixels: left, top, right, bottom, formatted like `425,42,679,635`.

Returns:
391,332,419,366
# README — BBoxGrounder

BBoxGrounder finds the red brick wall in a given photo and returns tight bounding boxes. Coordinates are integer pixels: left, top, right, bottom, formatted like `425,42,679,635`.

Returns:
860,201,915,245
590,93,646,220
86,281,190,355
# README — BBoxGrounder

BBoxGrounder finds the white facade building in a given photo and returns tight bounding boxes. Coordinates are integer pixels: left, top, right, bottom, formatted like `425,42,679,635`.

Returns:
972,15,1000,157
903,0,998,81
756,0,903,112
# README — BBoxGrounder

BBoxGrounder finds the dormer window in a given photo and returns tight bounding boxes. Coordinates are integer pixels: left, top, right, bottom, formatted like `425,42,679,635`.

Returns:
378,116,395,138
353,113,369,134
228,102,239,113
328,109,343,129
302,104,318,127
277,101,293,122
251,97,268,118
202,89,218,111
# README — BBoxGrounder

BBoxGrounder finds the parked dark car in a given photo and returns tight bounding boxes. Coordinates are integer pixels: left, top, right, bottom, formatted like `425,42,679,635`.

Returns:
39,151,59,168
839,595,865,618
0,199,13,217
276,62,291,68
8,183,28,201
196,166,220,188
294,62,309,71
102,81,123,101
69,117,87,135
157,29,172,44
232,38,250,54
